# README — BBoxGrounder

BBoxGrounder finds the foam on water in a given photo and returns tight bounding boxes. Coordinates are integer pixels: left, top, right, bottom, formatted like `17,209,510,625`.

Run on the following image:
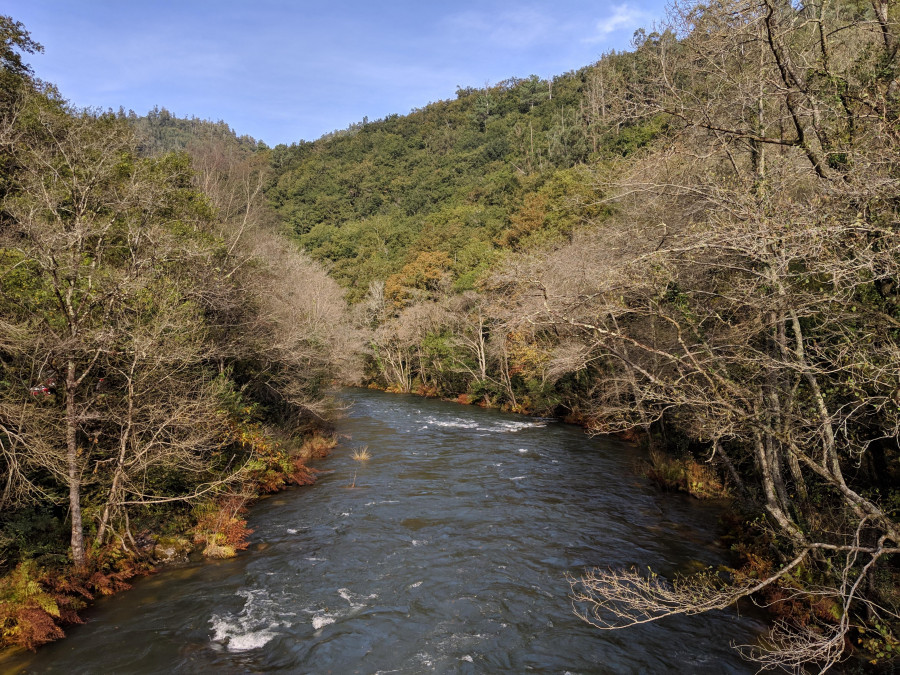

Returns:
423,417,480,430
414,653,434,668
418,415,548,434
311,615,336,630
337,587,377,613
226,630,275,651
489,419,548,432
210,589,285,652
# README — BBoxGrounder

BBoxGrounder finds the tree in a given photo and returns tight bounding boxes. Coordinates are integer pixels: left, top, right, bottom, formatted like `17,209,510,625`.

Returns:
0,99,225,568
182,130,362,424
485,0,900,667
0,15,42,85
507,151,900,671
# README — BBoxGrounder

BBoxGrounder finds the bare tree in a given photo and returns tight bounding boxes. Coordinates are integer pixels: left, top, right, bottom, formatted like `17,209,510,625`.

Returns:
490,1,900,666
0,101,241,567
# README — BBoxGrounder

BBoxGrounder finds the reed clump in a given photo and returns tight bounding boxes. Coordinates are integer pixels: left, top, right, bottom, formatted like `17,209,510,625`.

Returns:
299,433,338,459
351,445,371,461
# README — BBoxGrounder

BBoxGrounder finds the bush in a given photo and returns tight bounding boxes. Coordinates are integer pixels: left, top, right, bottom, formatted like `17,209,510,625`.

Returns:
644,449,728,499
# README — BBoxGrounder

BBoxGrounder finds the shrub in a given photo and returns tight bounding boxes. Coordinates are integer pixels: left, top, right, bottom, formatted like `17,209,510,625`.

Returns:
644,449,728,499
192,497,252,559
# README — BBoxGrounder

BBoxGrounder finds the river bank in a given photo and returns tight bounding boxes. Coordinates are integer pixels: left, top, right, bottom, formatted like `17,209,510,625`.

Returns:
0,389,764,673
0,430,336,656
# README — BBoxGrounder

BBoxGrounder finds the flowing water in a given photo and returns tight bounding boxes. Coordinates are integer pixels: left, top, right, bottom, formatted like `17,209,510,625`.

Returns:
3,389,765,674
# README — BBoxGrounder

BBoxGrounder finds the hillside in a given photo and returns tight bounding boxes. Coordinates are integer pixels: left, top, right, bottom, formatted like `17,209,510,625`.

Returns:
1,2,900,670
265,62,652,299
264,4,900,670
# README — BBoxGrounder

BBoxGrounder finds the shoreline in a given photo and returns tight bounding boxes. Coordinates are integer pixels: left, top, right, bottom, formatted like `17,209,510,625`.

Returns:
0,431,336,656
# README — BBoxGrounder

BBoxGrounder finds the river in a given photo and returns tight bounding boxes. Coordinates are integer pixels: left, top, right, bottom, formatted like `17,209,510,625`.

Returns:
3,388,765,674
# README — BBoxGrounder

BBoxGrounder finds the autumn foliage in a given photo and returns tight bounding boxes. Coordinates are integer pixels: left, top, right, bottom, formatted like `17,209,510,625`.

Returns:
0,14,353,653
0,549,141,651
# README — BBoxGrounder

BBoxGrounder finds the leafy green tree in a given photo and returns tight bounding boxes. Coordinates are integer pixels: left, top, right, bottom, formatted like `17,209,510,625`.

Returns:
0,15,41,85
0,101,217,568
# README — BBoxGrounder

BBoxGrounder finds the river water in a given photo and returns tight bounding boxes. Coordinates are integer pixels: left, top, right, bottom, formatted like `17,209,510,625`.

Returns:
4,389,764,674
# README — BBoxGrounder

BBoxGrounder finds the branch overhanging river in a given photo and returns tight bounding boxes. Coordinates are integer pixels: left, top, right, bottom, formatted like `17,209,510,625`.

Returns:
2,389,764,674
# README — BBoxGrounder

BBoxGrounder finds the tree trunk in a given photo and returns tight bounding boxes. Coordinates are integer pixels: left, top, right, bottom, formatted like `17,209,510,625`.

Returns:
754,430,805,544
66,359,85,569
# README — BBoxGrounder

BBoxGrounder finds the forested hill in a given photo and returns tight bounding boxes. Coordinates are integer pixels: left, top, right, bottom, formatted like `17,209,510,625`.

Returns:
128,58,655,303
2,1,900,670
264,63,651,299
0,15,359,651
266,4,900,671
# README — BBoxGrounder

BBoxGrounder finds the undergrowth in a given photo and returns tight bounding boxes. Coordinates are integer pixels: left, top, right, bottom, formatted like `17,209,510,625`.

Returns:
0,426,335,652
644,449,728,499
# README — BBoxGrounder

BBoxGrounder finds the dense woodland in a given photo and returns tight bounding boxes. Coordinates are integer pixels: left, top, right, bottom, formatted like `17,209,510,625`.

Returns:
264,0,900,670
0,16,358,651
2,0,900,670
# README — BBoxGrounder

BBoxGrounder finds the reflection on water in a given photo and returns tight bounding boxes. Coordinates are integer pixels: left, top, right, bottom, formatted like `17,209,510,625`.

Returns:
3,389,764,674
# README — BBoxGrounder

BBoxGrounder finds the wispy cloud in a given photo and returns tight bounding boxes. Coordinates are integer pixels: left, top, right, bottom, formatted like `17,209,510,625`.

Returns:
442,3,652,58
583,3,650,43
445,7,559,49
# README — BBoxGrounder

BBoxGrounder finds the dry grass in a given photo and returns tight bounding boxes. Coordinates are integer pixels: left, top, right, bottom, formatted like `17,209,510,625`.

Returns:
351,445,371,461
298,433,338,459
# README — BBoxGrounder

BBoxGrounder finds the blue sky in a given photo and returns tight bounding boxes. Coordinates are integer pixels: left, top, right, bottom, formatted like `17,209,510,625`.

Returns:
8,1,667,146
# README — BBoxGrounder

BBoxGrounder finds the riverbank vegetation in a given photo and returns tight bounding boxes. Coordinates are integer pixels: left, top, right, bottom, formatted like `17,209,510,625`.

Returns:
0,17,357,650
2,0,900,668
263,0,900,670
